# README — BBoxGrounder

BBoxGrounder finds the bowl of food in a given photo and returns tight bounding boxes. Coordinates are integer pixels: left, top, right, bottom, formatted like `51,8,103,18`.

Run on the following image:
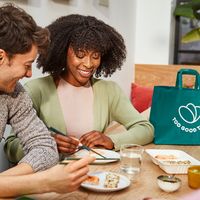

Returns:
157,175,181,192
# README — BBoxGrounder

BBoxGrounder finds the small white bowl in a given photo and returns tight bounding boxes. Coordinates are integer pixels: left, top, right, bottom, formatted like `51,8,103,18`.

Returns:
157,175,181,192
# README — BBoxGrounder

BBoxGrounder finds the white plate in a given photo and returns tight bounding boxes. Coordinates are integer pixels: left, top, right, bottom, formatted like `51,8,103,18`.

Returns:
145,149,200,174
63,149,120,164
81,171,131,192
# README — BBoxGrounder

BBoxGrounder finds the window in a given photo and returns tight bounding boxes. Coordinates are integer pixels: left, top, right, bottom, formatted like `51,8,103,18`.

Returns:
174,0,200,64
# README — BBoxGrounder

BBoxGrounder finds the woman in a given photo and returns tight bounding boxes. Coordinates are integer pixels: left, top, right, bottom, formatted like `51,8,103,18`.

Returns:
5,14,154,163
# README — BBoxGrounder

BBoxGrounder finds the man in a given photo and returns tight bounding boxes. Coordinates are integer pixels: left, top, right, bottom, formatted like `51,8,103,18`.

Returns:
0,3,94,198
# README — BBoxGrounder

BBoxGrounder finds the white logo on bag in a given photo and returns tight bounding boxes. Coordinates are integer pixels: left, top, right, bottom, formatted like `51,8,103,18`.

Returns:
178,103,200,124
172,103,200,133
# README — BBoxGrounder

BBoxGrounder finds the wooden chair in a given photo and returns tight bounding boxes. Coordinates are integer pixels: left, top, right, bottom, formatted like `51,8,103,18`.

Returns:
135,64,200,88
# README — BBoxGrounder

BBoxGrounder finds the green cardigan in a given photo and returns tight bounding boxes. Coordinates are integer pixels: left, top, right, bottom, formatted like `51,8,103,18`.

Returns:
4,76,154,163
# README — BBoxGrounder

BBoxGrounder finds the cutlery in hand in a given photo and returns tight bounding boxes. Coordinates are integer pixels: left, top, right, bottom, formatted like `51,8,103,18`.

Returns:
49,126,107,159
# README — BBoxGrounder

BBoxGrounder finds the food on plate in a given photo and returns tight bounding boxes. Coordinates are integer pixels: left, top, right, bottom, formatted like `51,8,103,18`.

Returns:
84,175,99,185
155,154,177,160
104,173,120,188
163,160,191,165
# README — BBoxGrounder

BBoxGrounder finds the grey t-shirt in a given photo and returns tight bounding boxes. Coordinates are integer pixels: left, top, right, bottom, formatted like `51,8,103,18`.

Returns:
0,82,58,172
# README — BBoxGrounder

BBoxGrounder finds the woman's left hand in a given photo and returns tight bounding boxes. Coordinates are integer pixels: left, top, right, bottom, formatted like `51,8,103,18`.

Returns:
79,130,114,150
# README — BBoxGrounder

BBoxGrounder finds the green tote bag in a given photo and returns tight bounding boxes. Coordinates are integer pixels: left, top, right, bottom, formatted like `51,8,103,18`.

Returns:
150,68,200,145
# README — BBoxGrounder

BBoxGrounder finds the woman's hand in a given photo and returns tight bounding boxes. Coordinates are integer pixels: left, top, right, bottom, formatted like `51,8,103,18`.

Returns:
53,134,79,154
79,130,114,150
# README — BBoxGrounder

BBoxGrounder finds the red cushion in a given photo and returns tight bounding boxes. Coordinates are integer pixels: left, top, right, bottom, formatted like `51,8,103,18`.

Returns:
131,83,153,113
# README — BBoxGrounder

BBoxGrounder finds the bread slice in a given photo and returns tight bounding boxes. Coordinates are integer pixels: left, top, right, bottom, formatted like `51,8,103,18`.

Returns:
104,173,120,188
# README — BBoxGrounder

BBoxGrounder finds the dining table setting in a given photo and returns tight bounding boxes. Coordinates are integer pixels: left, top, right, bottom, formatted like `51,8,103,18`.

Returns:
24,143,200,200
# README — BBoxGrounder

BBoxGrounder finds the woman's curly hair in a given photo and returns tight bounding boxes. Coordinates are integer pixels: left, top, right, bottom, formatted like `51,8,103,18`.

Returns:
37,14,126,78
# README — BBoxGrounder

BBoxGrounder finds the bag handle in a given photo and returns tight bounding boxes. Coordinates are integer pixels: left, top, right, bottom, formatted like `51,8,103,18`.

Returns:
176,68,200,89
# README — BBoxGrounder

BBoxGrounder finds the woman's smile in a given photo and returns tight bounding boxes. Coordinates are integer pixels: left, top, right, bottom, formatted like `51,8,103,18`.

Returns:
77,68,94,78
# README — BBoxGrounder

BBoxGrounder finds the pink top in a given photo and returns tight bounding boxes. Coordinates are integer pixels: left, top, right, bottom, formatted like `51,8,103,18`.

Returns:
57,78,94,139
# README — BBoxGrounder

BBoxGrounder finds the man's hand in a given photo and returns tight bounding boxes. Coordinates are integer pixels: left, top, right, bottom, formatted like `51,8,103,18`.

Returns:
44,156,96,193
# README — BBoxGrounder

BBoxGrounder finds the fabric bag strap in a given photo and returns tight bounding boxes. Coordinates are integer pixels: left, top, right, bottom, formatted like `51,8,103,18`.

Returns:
176,68,200,89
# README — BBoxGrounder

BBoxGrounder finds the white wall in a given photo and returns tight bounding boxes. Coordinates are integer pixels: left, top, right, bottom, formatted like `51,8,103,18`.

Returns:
134,0,174,64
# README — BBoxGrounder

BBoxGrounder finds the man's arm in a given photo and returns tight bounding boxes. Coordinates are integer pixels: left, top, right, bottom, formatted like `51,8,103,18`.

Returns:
0,156,95,197
8,83,59,171
0,163,33,176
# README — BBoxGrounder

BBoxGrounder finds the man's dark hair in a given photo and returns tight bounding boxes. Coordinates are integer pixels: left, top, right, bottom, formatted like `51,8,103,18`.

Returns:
0,3,49,58
37,14,126,78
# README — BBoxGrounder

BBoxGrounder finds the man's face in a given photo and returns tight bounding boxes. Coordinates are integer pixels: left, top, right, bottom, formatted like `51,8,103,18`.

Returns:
0,45,38,93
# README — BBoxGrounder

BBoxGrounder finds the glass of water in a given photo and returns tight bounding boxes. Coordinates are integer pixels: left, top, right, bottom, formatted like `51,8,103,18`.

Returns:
120,144,144,181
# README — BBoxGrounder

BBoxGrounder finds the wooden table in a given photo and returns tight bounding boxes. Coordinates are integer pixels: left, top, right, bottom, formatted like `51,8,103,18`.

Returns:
29,144,200,200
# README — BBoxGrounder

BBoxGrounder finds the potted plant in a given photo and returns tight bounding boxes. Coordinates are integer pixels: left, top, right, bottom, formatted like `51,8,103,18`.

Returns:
174,0,200,43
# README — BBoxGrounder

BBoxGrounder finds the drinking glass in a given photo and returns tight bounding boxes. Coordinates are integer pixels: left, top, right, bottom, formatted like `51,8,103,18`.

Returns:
120,144,144,181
